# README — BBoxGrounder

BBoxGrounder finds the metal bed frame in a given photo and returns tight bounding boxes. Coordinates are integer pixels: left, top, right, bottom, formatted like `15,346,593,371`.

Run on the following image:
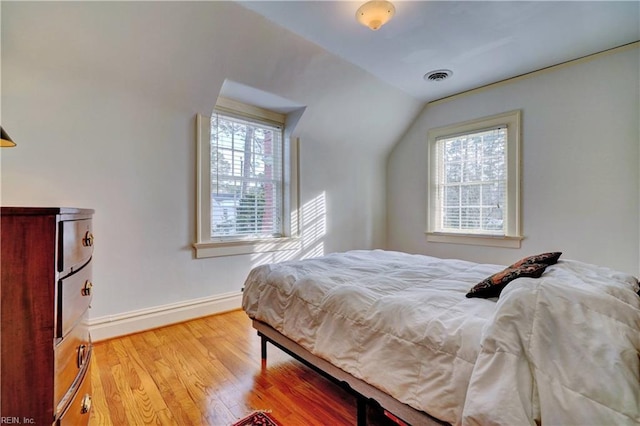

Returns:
254,320,447,426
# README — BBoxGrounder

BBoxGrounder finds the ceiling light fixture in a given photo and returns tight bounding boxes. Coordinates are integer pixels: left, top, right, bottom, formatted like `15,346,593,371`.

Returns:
356,1,395,31
0,127,17,147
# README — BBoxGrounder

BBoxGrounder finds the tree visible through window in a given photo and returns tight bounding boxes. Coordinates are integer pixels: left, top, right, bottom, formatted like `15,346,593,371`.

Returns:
210,113,283,239
427,110,522,247
436,127,506,234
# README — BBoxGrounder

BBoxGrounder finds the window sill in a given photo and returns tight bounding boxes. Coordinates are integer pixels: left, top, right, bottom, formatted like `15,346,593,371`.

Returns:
193,237,301,259
426,232,523,248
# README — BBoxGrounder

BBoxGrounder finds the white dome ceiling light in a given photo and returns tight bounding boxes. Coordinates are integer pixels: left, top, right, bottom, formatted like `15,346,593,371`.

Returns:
356,1,396,31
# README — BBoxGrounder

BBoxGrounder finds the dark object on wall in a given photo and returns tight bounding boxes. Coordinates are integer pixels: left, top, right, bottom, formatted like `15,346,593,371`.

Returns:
0,126,17,147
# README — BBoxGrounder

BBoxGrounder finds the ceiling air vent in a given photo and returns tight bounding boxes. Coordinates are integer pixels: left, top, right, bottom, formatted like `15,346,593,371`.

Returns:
424,69,453,82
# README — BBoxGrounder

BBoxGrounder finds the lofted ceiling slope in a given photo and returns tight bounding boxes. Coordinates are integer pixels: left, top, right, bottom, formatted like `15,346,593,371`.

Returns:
238,1,640,102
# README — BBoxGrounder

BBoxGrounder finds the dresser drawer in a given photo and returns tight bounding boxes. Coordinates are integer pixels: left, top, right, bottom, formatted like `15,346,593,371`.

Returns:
57,261,93,338
1,208,94,425
58,219,93,274
57,364,91,426
55,311,91,413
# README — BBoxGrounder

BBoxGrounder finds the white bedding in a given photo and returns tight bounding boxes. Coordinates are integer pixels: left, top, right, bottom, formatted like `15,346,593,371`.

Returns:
241,250,640,425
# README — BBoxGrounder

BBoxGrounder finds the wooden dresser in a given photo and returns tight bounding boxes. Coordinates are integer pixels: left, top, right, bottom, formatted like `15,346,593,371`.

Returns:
1,207,94,425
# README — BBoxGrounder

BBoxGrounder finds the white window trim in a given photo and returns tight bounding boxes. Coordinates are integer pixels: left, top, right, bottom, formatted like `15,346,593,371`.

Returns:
426,110,523,248
194,101,300,259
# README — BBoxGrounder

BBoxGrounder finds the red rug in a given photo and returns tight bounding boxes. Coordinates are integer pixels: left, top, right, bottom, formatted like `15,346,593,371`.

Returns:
232,411,281,426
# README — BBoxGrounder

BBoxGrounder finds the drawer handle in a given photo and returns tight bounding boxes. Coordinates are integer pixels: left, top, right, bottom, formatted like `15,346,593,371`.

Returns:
81,281,93,297
77,344,88,368
81,394,92,414
82,231,94,247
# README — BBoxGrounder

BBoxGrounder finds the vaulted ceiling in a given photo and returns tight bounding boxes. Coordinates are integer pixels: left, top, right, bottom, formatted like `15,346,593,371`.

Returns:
239,1,640,102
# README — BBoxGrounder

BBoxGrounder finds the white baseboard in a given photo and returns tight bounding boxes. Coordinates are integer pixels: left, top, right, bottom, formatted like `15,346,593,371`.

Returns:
89,291,243,342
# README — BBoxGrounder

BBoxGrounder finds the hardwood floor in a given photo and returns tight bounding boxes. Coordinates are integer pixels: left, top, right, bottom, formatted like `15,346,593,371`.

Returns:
89,309,398,425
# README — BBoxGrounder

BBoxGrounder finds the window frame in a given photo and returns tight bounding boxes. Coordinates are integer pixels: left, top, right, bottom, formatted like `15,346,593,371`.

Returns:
194,97,299,259
426,110,523,248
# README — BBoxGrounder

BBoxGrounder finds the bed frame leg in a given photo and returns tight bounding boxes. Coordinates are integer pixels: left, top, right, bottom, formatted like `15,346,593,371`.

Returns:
258,332,267,366
356,395,367,426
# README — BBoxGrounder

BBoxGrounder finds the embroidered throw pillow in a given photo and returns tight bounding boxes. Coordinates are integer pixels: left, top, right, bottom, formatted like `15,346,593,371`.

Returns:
509,252,562,268
466,263,548,299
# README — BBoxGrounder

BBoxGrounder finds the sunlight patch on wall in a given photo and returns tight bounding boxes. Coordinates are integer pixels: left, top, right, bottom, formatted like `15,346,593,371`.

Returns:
299,191,326,259
249,191,326,267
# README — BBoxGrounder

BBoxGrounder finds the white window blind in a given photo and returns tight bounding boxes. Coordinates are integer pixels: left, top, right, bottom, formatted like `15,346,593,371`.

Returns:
427,110,521,247
210,112,283,240
434,126,507,235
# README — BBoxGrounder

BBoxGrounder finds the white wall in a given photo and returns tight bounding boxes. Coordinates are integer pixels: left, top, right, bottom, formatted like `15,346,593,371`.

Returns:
387,46,640,276
1,2,422,323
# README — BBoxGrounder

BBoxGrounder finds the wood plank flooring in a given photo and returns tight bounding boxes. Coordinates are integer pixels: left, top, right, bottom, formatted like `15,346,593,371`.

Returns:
89,309,398,425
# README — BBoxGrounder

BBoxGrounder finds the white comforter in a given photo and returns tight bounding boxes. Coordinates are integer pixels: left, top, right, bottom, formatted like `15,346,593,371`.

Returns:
241,250,640,425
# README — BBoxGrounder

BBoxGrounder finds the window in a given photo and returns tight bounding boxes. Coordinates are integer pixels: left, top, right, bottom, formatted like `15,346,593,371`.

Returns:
427,110,522,248
195,97,299,258
210,113,283,239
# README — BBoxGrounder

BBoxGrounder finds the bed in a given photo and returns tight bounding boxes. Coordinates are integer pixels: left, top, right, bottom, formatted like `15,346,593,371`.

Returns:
241,250,640,425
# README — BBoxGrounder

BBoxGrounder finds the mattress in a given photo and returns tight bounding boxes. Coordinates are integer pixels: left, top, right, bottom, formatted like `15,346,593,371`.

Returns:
242,250,640,425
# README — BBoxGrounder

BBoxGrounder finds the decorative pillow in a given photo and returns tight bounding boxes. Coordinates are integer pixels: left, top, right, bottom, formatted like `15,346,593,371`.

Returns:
466,263,548,299
509,252,562,268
